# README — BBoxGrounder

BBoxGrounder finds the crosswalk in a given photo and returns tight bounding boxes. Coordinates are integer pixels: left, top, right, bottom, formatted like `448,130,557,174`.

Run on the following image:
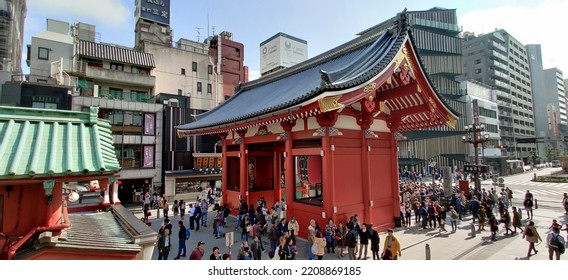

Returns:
481,180,568,197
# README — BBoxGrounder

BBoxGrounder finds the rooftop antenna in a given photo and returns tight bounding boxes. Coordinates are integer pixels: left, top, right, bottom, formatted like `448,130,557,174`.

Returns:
211,26,216,36
196,27,202,42
207,14,210,37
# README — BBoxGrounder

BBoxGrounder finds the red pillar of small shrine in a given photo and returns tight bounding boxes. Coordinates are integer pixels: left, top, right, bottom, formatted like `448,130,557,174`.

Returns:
237,130,248,204
390,130,401,219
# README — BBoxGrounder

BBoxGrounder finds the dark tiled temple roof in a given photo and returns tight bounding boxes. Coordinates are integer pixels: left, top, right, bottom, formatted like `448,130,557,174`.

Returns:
78,40,155,68
177,14,411,132
0,106,121,179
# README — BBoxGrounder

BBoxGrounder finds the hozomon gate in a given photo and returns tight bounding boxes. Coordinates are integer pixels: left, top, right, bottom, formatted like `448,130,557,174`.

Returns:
177,12,458,236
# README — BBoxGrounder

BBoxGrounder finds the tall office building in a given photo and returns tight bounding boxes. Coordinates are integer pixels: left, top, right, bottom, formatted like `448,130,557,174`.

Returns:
361,7,467,176
461,29,535,161
0,0,26,73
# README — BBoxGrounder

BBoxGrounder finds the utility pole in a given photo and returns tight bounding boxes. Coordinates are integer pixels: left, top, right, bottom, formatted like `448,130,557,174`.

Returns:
463,124,490,194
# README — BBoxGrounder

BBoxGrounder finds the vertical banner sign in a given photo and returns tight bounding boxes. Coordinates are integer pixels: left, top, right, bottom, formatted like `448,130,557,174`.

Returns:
143,145,154,168
144,113,155,135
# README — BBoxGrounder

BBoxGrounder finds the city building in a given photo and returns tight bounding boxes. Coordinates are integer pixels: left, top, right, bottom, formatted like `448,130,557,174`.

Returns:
360,7,467,179
0,0,26,75
461,29,536,161
133,0,246,201
260,32,308,76
459,80,508,175
177,12,458,234
26,19,163,204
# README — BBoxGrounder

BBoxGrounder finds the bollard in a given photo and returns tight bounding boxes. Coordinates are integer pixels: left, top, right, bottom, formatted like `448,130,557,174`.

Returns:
425,243,431,260
470,223,476,238
535,199,538,209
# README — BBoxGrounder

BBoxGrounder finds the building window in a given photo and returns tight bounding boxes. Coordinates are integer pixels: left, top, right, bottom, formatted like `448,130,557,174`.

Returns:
36,79,48,83
208,65,213,75
474,59,481,64
143,113,155,135
115,144,141,169
207,83,212,93
181,68,186,75
178,89,182,95
38,47,49,60
32,102,57,109
110,62,124,71
294,155,323,206
197,82,202,92
192,61,197,72
475,68,482,74
132,66,149,75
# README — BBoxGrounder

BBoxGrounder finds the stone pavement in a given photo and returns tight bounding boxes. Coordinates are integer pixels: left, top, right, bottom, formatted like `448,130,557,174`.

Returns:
129,196,562,260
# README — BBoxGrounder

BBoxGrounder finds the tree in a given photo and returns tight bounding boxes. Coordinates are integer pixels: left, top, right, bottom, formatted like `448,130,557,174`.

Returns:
529,150,539,165
546,145,558,162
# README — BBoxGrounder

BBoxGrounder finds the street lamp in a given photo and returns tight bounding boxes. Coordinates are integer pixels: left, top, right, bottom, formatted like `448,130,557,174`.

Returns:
462,124,490,194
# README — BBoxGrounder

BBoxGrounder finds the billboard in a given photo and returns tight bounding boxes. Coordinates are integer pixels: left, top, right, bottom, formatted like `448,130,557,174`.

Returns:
260,33,307,75
136,0,170,25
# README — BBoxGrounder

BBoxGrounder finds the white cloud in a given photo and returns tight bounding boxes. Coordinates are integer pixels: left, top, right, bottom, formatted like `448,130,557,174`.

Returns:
28,0,130,27
459,1,568,74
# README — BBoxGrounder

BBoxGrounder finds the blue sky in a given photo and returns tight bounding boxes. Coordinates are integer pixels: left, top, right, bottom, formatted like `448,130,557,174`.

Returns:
24,0,567,80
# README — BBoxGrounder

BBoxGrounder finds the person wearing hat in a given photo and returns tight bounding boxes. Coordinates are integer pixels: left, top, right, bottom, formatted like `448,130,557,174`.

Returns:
547,224,566,260
190,241,205,260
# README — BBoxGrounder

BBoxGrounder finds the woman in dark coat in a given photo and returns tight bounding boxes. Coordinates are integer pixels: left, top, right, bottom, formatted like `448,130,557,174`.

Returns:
370,229,381,260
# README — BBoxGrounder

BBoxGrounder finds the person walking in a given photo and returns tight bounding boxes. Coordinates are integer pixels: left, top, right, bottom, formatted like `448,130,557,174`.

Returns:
511,206,523,233
370,229,381,260
325,218,336,254
307,219,317,260
250,236,263,260
357,224,370,260
268,219,279,255
214,208,224,239
179,200,186,220
162,198,169,219
522,220,541,258
438,206,448,232
173,221,188,259
314,231,327,260
173,199,179,219
547,224,566,260
335,222,346,258
524,190,534,220
489,215,499,241
157,228,172,260
381,229,401,260
193,203,202,231
200,198,209,227
345,227,357,260
189,241,205,260
477,205,487,231
449,206,459,232
188,203,195,230
500,209,513,235
562,193,568,215
288,216,299,242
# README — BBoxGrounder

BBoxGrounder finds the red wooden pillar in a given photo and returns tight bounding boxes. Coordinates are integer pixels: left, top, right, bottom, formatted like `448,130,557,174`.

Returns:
281,120,296,219
237,130,248,205
219,133,228,206
273,149,280,203
357,106,374,224
390,132,401,219
316,113,337,223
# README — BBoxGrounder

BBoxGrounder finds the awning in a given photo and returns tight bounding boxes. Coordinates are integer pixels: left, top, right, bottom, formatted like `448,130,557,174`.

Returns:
440,153,468,163
397,157,425,165
399,130,466,141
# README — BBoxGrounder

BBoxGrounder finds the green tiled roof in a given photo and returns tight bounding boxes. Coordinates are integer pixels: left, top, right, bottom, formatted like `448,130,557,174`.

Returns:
0,106,121,179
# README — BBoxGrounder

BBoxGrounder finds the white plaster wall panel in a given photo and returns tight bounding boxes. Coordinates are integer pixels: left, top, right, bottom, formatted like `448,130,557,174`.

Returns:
245,126,258,138
335,115,359,130
267,123,284,134
370,119,389,132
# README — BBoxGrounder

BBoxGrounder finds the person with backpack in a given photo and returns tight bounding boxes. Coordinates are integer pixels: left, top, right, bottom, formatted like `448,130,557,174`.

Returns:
547,224,566,260
449,206,459,232
344,228,357,260
522,220,541,258
174,220,188,259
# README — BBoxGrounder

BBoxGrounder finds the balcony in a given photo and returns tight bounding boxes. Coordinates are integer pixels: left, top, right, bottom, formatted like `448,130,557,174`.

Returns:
491,60,508,72
489,41,507,53
86,66,155,87
491,50,508,62
80,89,155,103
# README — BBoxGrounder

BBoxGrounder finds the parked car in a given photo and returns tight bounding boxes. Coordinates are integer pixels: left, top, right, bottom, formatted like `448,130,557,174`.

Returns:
552,160,561,167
